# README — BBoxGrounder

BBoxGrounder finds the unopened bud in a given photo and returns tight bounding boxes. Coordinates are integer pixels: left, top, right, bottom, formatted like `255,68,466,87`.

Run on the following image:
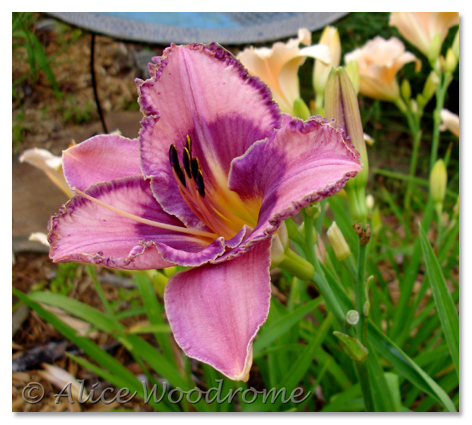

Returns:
428,33,443,65
313,26,341,97
293,98,311,120
416,93,426,110
327,221,351,261
366,194,374,210
430,159,447,206
164,267,178,277
401,79,411,102
410,99,418,114
423,72,438,103
445,48,458,74
452,30,459,60
270,222,289,267
325,67,366,169
364,133,374,146
344,61,360,94
325,67,368,221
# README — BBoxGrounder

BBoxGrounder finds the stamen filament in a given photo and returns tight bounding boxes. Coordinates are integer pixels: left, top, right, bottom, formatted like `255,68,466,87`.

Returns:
72,188,218,240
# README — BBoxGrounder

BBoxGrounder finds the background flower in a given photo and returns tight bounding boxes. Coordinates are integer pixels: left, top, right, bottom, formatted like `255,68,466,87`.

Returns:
237,29,330,115
389,12,459,59
345,36,420,102
440,109,459,137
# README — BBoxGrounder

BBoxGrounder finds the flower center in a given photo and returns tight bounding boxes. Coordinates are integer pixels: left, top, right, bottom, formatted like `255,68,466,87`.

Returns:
169,136,253,240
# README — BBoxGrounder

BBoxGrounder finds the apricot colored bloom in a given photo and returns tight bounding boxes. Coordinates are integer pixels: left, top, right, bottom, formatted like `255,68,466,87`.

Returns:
345,36,420,102
313,26,341,98
390,12,459,58
440,109,459,137
48,43,361,381
237,29,330,115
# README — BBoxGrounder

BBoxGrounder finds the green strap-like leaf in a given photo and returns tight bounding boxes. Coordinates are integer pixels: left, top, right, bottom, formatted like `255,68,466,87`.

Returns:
368,321,456,412
253,296,323,355
418,224,459,379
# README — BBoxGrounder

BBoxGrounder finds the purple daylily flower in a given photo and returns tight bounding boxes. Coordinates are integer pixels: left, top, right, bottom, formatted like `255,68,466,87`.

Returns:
48,43,362,381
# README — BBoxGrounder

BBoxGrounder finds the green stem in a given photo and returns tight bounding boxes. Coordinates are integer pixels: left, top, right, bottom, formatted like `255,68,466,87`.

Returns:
341,254,357,288
356,242,368,346
430,73,453,172
394,97,422,211
435,204,444,248
302,211,346,326
355,362,375,412
404,129,422,211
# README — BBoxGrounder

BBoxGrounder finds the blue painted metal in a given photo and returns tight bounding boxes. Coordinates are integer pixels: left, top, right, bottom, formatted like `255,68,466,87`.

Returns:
49,12,348,45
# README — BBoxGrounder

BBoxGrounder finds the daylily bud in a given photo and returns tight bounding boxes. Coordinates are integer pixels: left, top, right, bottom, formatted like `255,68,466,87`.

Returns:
366,194,374,210
433,57,442,75
430,159,447,206
327,221,351,261
364,133,374,146
410,99,418,114
313,26,341,98
445,48,458,74
325,67,368,221
416,93,426,110
333,331,368,362
293,98,311,120
401,79,411,102
428,33,443,64
270,222,289,267
344,61,359,94
423,72,438,103
452,30,459,60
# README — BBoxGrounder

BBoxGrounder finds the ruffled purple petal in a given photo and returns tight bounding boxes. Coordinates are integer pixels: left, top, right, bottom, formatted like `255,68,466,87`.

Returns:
137,43,281,228
63,134,141,191
48,176,225,270
164,238,272,381
229,116,362,245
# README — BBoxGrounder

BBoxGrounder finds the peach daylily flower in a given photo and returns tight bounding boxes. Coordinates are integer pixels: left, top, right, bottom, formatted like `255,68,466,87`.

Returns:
440,109,459,137
389,12,459,58
237,29,330,115
345,36,420,102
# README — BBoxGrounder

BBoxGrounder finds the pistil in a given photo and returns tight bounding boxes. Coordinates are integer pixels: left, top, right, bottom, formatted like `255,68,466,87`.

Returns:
72,187,218,240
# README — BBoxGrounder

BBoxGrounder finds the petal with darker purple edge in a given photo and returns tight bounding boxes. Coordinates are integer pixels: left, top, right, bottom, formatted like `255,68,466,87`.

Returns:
63,134,141,191
48,176,225,270
229,117,362,244
137,43,281,229
164,238,272,381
